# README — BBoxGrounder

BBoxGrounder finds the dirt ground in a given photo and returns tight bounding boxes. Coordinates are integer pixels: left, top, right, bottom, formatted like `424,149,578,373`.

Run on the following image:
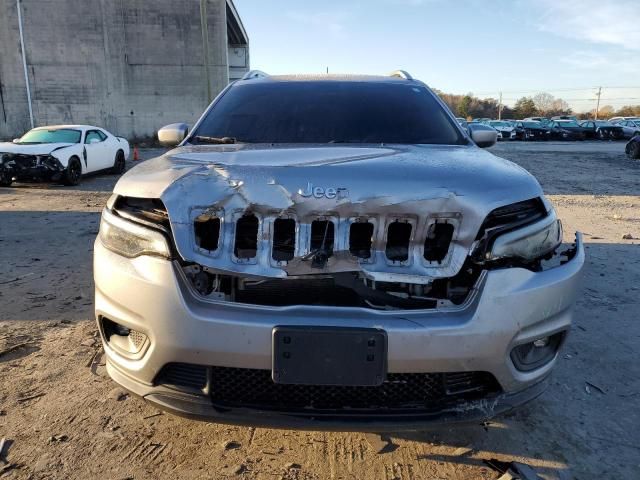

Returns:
1,142,639,479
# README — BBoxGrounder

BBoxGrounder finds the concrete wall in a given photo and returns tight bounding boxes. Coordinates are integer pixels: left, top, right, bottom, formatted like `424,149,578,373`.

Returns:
0,0,249,140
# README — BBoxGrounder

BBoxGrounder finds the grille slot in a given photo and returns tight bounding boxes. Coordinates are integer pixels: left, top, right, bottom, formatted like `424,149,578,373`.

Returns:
194,214,220,251
349,221,374,259
234,214,259,259
424,222,454,263
310,220,335,256
156,363,208,390
386,220,412,262
209,367,501,412
272,218,296,262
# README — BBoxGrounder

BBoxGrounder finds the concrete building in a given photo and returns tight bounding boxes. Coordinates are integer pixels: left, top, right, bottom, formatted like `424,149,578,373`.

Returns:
0,0,249,140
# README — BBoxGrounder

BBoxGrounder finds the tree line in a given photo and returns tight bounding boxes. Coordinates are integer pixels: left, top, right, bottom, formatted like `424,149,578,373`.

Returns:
434,89,640,120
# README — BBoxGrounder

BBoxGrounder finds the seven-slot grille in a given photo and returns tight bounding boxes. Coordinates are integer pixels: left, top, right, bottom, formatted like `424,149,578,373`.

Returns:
155,364,502,412
192,213,457,265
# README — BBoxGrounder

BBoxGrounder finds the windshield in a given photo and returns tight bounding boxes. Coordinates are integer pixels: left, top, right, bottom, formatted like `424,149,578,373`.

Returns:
557,121,580,127
191,81,465,145
489,121,510,127
18,128,81,144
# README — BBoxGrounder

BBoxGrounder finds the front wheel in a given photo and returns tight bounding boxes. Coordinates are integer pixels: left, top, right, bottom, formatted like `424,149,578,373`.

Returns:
628,141,640,159
62,157,82,186
0,171,12,187
111,150,126,174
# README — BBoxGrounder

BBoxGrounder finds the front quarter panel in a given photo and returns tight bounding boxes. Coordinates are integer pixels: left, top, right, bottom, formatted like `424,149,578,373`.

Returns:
50,145,83,168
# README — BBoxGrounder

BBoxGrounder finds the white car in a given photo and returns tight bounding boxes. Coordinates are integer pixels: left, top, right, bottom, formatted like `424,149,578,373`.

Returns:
488,120,516,140
612,120,640,139
0,125,130,187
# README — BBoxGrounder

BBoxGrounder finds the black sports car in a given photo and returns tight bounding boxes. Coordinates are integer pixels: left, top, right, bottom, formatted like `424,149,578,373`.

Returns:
579,120,625,140
626,135,640,159
547,120,588,141
513,121,549,141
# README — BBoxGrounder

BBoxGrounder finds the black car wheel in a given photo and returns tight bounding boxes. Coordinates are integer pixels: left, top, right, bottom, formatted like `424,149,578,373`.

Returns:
111,150,126,174
0,171,12,187
628,141,640,159
62,157,82,186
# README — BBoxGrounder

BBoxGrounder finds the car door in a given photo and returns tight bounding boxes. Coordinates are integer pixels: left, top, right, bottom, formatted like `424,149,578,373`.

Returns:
83,129,111,172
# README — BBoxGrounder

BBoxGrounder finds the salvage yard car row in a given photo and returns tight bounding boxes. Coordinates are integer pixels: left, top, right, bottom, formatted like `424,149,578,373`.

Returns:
457,116,640,141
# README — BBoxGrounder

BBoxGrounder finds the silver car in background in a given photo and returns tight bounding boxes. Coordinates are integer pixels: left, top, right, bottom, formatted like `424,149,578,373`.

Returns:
94,71,584,430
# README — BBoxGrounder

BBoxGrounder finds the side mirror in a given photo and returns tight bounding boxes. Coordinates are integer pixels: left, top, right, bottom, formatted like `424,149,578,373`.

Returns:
469,126,498,148
158,123,189,147
12,138,19,144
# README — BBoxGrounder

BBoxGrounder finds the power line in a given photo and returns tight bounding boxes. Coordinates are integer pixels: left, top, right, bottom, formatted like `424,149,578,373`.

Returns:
473,86,640,95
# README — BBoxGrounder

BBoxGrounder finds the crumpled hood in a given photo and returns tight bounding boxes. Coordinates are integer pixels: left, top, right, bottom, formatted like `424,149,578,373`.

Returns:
0,142,74,155
114,143,541,207
113,143,544,280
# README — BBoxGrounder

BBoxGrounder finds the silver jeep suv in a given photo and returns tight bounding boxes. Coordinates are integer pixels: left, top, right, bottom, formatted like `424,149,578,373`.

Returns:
94,71,584,430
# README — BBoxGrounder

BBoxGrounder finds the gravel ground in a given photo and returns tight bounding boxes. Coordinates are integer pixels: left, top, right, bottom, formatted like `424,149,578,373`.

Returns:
0,142,639,479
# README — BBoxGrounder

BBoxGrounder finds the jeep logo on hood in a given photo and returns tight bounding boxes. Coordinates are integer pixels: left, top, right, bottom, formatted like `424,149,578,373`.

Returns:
298,182,349,199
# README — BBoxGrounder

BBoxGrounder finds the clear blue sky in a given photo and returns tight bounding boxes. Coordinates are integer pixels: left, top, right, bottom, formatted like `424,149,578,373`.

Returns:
234,0,640,112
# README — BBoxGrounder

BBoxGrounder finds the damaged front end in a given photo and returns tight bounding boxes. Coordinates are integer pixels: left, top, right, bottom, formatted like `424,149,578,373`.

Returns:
0,152,66,183
105,190,576,312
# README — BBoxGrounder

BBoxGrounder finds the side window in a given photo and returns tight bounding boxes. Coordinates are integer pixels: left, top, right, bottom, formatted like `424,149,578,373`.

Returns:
85,130,103,144
97,130,107,141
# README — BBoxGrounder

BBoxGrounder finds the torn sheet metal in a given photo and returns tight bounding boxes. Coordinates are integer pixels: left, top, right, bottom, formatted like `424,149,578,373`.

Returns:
113,143,544,281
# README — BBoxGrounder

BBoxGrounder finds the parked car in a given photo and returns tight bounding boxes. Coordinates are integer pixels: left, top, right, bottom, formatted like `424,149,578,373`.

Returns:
613,120,640,139
547,120,587,140
0,125,129,187
551,115,578,122
523,117,550,126
579,120,625,140
513,121,550,141
488,120,516,140
626,135,640,159
609,116,640,123
95,70,583,429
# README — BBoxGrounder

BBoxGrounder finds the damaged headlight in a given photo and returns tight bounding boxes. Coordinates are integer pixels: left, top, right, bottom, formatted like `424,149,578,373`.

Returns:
99,208,170,259
487,217,562,262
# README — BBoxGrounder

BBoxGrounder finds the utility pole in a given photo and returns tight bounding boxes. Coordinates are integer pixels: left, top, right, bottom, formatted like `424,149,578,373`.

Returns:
200,0,212,103
16,0,34,129
594,86,602,120
498,92,502,120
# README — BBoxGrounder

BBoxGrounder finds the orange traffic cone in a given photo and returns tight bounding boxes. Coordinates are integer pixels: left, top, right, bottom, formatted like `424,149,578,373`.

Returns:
133,146,140,161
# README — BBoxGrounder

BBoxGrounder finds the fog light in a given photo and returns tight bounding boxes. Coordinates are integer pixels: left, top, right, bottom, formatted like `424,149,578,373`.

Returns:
101,317,149,356
511,331,565,372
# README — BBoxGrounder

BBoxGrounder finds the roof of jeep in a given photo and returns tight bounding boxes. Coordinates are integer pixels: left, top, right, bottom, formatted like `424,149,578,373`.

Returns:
236,73,426,85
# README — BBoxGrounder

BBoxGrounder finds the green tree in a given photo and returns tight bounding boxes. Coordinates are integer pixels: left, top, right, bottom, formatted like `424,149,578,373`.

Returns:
514,97,538,118
457,95,472,118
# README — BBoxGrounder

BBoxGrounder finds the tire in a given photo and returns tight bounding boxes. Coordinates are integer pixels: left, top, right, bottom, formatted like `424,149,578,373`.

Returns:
628,141,640,160
111,150,126,174
62,157,82,186
0,171,12,187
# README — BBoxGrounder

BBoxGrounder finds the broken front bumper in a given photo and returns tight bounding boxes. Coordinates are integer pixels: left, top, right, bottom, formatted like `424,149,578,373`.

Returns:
0,155,65,182
94,234,584,429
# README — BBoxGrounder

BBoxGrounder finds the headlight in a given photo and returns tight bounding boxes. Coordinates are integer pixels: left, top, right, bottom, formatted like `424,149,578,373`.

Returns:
99,208,170,259
487,216,562,262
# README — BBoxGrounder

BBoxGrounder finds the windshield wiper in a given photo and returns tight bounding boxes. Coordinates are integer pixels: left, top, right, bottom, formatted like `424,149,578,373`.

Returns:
192,135,238,145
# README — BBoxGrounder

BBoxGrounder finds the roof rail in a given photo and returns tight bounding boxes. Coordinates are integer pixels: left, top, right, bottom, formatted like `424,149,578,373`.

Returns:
241,70,269,80
389,70,413,80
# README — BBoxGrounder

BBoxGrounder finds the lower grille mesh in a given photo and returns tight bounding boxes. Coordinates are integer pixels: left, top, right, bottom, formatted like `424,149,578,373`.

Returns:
155,364,501,411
